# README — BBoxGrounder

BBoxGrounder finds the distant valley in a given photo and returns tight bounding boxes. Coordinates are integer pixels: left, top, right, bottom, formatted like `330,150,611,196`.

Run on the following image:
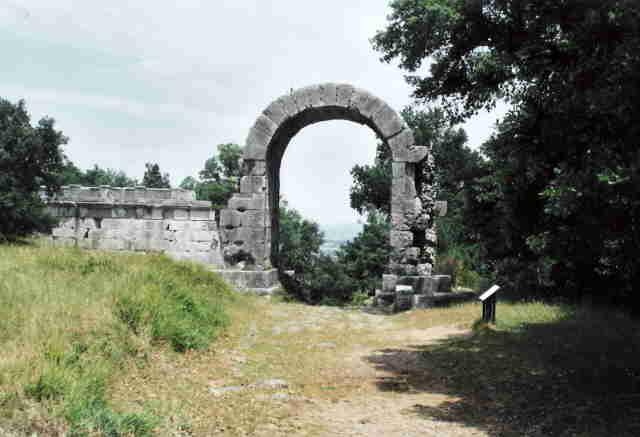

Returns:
319,223,362,255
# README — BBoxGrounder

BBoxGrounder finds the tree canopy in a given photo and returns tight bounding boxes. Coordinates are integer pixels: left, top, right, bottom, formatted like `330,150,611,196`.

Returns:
0,98,66,241
374,0,640,306
142,162,171,188
59,162,138,187
180,143,242,209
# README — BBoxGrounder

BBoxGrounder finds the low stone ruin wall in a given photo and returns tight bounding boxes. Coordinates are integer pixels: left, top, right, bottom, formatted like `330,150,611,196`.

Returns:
44,186,225,268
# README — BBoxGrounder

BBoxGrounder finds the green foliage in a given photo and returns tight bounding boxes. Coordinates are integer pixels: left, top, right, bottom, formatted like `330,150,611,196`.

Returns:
375,0,640,307
59,163,138,187
349,104,486,287
196,179,237,210
349,143,391,215
217,143,242,179
0,98,66,241
142,162,170,188
0,244,232,434
334,211,391,294
181,143,242,209
277,202,324,274
279,210,391,305
178,176,198,190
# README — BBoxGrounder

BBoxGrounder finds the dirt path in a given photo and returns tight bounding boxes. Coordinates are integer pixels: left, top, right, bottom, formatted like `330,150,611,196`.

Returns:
241,301,489,437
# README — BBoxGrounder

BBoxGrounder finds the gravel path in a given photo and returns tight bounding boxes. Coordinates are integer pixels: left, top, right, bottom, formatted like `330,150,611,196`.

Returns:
248,303,488,437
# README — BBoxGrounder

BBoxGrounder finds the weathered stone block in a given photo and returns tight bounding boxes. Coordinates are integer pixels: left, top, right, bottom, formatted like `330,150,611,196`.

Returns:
392,162,406,179
244,115,277,160
242,159,267,176
229,194,266,211
242,210,265,228
382,274,397,293
388,129,413,161
391,212,410,231
417,263,432,277
292,84,324,110
151,207,163,220
396,285,414,296
263,99,288,126
240,176,266,194
191,230,214,242
351,89,386,119
395,295,412,311
173,209,189,221
405,247,420,262
373,105,405,139
123,188,136,202
279,95,298,118
336,83,355,107
191,208,213,221
220,209,242,229
408,146,429,163
320,83,338,106
412,294,432,309
390,231,413,250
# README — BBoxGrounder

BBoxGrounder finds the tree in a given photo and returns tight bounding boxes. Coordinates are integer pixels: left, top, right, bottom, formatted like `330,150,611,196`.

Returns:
335,210,391,294
217,143,242,179
142,162,171,188
350,105,479,216
0,98,66,241
59,163,138,187
349,105,482,280
374,0,640,306
277,202,325,275
179,176,198,190
180,143,242,208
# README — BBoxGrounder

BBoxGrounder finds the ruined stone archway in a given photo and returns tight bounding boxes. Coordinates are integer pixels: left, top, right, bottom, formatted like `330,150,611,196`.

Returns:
219,83,437,288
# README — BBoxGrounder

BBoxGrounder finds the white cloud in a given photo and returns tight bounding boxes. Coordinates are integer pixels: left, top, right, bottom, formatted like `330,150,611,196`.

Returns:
1,0,505,225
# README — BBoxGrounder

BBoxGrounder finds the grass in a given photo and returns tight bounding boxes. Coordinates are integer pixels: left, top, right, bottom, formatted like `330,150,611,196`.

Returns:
3,242,639,436
0,242,234,436
372,301,640,436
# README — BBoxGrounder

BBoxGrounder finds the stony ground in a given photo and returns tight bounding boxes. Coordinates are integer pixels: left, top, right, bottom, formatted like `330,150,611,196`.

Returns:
204,299,489,437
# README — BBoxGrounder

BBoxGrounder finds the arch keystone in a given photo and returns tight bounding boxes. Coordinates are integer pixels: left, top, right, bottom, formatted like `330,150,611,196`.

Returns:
319,83,338,106
336,83,356,107
291,84,324,111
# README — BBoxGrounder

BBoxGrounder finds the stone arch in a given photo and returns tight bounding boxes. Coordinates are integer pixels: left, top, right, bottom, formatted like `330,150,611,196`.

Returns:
220,83,436,279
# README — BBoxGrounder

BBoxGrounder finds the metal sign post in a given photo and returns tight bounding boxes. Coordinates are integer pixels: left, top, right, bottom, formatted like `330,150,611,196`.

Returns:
479,285,500,323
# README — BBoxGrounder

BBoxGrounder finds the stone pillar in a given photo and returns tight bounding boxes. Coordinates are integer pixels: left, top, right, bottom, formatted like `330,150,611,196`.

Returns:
220,159,271,270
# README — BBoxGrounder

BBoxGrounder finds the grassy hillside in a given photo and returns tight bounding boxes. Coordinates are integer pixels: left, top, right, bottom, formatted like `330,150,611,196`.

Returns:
1,242,639,436
0,243,235,436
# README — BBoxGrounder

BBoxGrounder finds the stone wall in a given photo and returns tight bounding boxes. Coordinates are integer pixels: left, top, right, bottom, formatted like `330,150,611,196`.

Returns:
44,185,224,268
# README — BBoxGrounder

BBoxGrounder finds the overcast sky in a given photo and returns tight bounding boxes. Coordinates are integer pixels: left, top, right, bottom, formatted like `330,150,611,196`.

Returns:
1,0,506,226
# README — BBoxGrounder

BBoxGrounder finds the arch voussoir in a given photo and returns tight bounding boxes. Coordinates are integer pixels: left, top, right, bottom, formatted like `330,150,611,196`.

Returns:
244,114,278,160
372,104,405,139
350,88,387,120
336,83,356,107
